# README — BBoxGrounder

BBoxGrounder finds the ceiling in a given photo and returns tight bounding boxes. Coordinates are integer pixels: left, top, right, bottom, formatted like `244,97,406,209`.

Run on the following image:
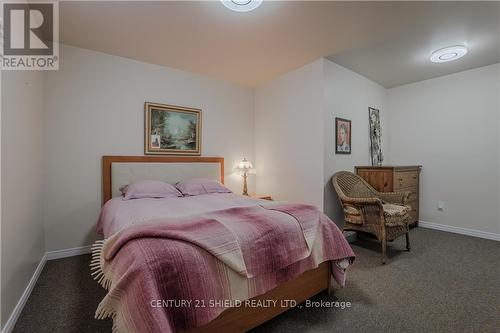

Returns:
60,1,500,88
328,2,500,88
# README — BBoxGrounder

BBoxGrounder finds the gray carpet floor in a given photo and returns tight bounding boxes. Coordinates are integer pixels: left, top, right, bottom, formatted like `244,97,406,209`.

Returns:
13,228,500,333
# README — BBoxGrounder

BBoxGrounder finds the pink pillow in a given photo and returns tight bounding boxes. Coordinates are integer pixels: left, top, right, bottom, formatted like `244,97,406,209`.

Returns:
120,180,182,200
175,178,232,196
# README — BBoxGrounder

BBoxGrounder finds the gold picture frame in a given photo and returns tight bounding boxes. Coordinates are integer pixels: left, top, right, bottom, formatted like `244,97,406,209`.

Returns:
144,102,202,155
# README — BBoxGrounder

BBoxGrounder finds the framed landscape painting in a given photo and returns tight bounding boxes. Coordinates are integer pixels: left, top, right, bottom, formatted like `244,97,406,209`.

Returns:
144,102,202,155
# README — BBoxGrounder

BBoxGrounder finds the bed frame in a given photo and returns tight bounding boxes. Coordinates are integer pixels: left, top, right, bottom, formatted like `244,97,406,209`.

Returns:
101,155,332,332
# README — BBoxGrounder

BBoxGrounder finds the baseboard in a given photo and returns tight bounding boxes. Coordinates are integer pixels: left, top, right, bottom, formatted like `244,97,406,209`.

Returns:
45,245,93,260
419,220,500,241
1,254,47,333
2,245,93,333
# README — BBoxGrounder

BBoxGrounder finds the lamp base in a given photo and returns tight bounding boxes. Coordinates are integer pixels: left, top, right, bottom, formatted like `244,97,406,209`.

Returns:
242,172,248,196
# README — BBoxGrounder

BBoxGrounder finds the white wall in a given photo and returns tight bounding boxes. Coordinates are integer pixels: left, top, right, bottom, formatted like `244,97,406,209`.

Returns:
254,60,325,208
388,64,500,236
322,60,388,225
43,45,255,251
1,71,46,328
253,59,389,220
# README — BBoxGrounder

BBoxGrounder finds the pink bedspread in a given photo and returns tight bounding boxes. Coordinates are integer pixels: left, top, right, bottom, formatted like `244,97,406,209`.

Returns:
96,193,272,237
93,194,355,333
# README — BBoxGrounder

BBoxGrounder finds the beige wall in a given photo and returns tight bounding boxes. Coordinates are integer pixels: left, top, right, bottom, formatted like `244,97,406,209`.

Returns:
1,71,46,328
254,59,325,208
43,45,255,252
322,59,388,225
388,64,500,236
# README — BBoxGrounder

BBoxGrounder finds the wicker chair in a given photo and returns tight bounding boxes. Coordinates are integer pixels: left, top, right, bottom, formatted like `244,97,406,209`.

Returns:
332,171,412,264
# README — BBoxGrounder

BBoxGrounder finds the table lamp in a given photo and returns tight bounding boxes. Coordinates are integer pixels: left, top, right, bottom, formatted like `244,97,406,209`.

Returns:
236,158,253,195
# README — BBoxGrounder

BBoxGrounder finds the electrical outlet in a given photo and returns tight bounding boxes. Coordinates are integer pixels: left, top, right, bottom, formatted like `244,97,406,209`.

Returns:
437,201,445,211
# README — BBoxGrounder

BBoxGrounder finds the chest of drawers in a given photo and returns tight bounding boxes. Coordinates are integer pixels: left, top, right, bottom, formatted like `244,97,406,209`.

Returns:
355,165,422,226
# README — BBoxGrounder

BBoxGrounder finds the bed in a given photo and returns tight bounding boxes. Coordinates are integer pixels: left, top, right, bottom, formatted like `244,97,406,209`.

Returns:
93,156,355,333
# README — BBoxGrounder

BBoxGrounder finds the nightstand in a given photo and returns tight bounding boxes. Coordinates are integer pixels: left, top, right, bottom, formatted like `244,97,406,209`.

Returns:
248,193,273,201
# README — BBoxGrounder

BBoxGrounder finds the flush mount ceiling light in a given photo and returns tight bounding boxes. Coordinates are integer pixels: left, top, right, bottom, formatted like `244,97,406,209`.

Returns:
430,45,468,63
221,0,263,12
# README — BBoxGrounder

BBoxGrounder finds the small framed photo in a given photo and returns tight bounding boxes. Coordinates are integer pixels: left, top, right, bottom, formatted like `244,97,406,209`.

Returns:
145,102,202,155
335,117,351,154
151,134,161,149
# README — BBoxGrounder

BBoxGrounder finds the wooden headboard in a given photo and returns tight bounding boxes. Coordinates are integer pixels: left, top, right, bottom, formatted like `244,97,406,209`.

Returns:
102,156,224,204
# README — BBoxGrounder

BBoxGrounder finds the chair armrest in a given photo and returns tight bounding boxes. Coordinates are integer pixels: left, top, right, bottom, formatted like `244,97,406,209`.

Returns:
376,191,410,205
342,197,384,208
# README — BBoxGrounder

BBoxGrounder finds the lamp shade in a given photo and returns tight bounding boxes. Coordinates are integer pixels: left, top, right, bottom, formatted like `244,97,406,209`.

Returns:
236,158,253,170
